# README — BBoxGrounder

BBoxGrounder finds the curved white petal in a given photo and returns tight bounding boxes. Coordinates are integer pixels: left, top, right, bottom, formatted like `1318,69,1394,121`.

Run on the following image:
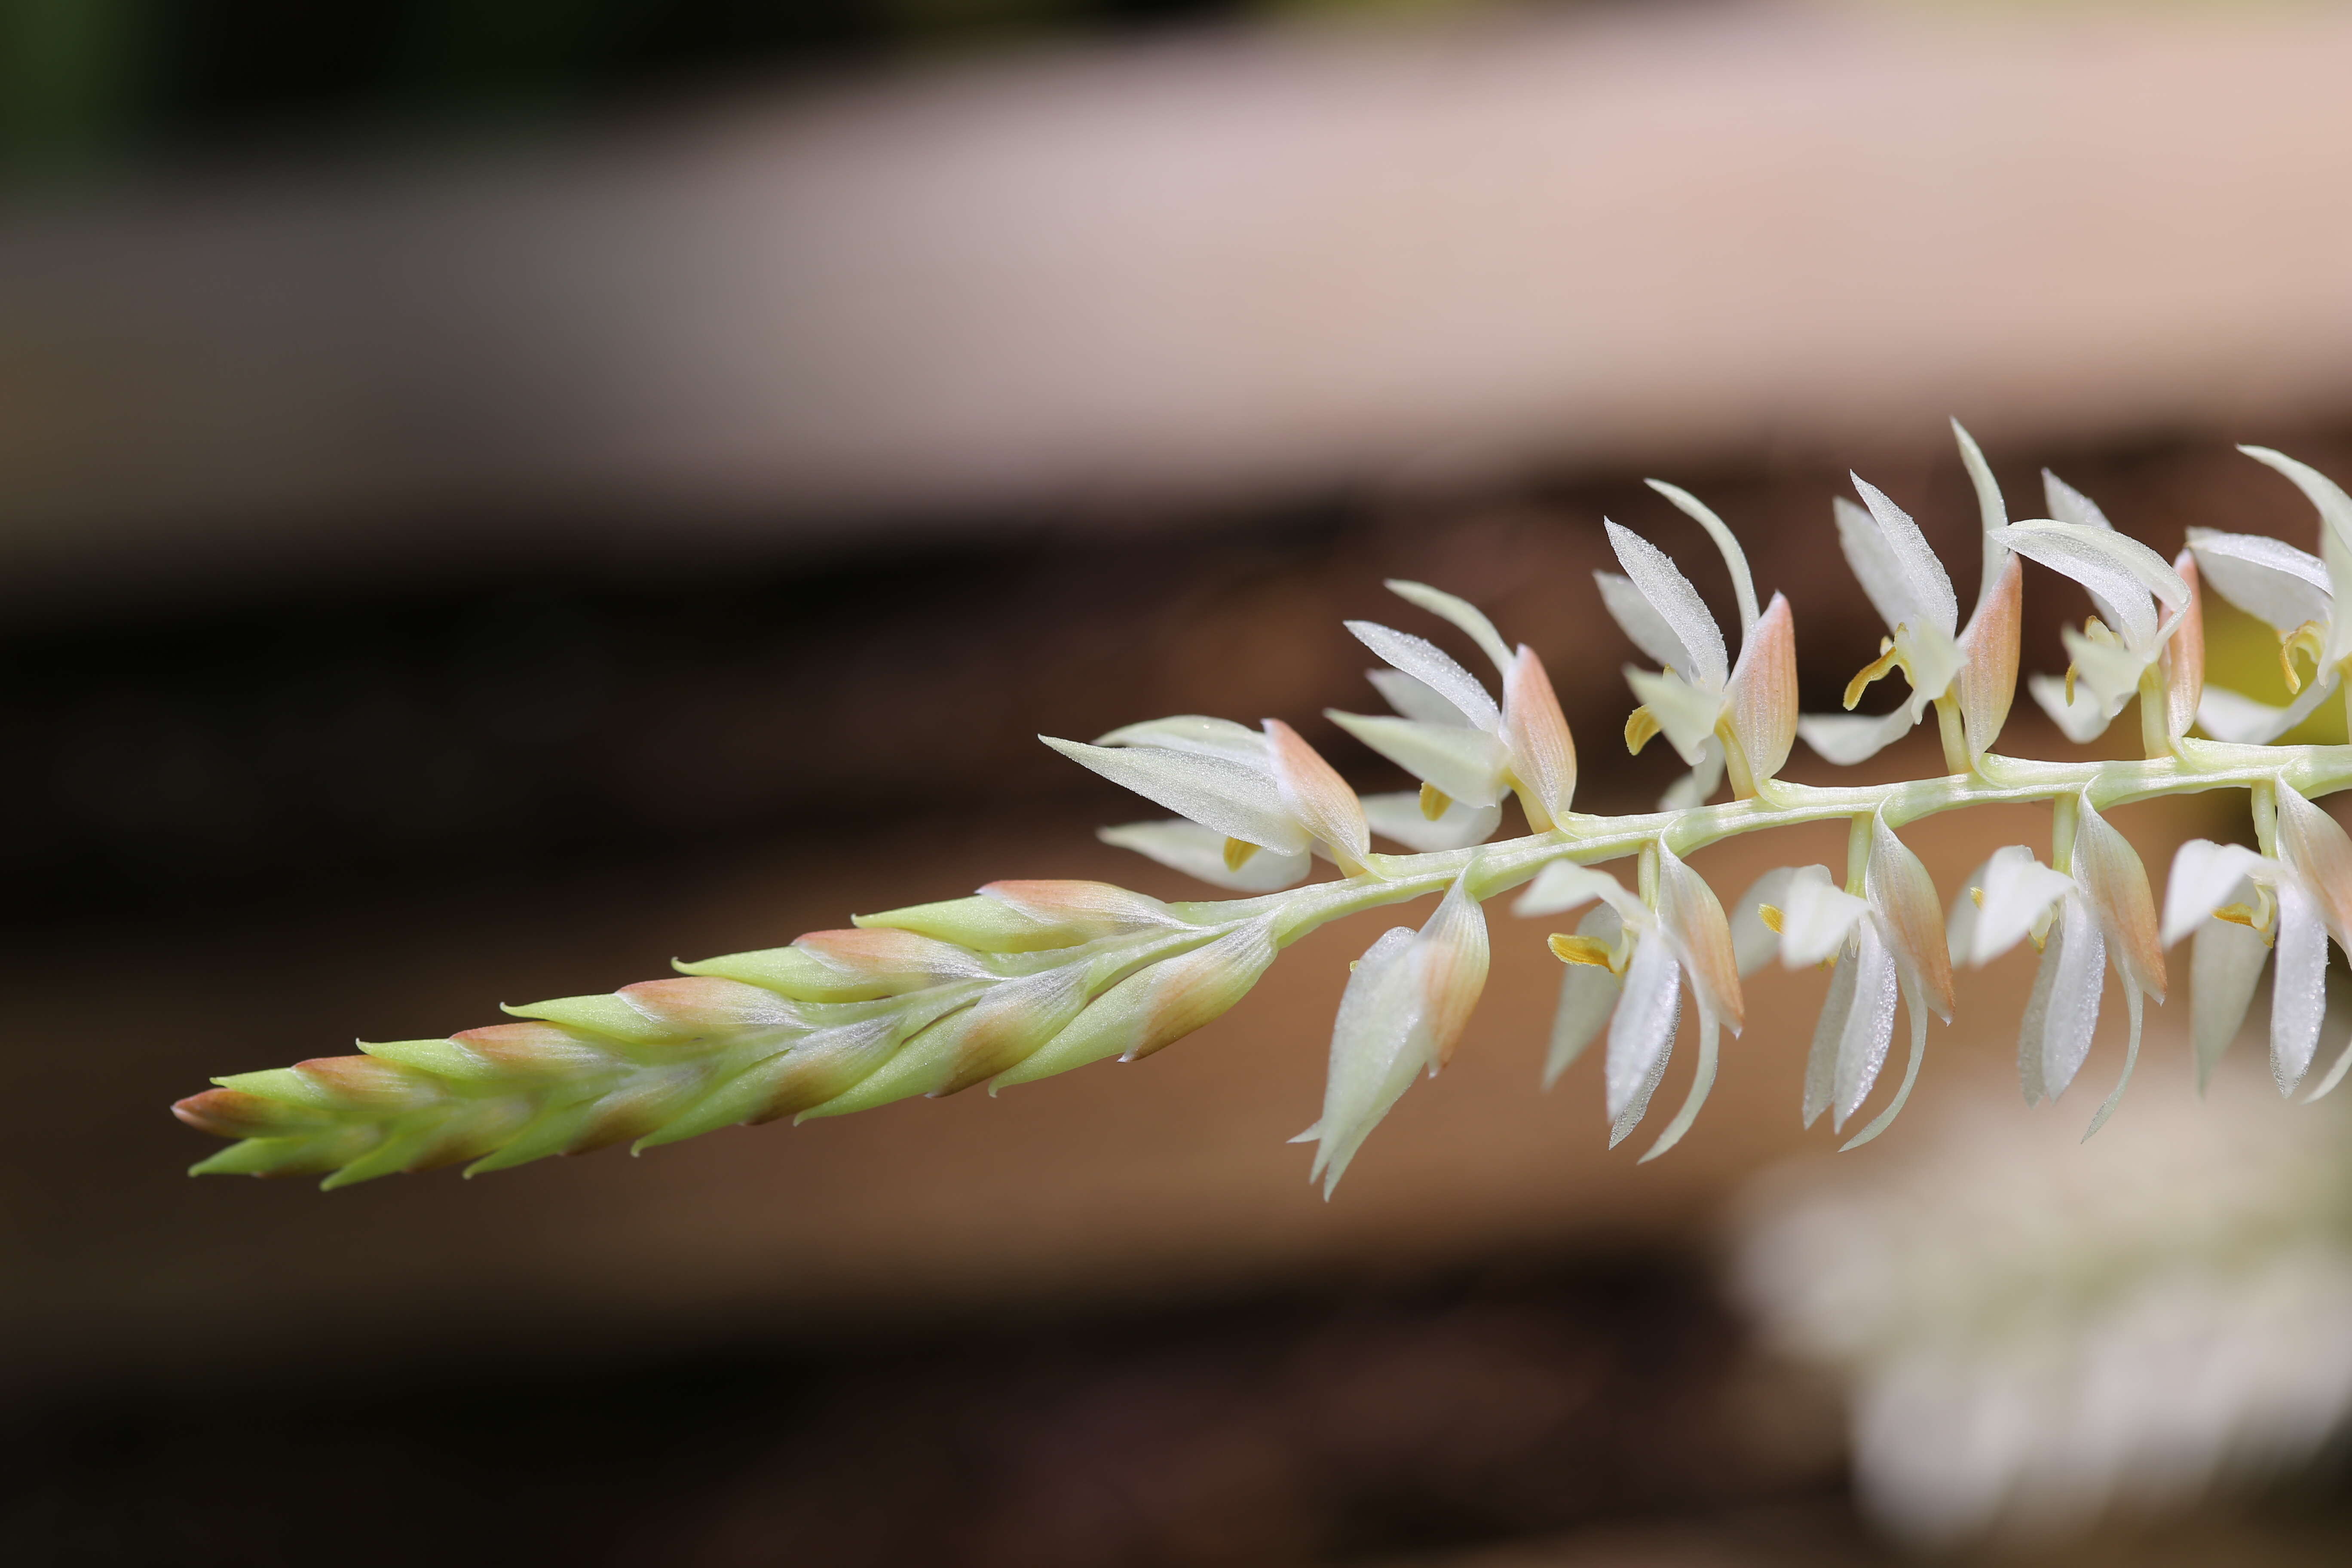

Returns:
1092,715,1269,760
2030,893,2107,1102
1096,819,1312,892
2191,915,2269,1089
1606,932,1682,1127
2195,675,2341,743
2185,527,2331,634
1656,841,1742,1035
1367,667,1475,727
2160,839,2275,948
2271,879,2328,1095
1382,579,1516,679
1803,937,1861,1129
1359,790,1501,852
2239,445,2352,559
1851,475,1960,638
2273,779,2352,953
1866,815,1956,1023
1045,737,1308,852
2040,469,2113,533
2072,797,2165,1004
1345,622,1500,731
1544,904,1622,1089
2027,671,2116,744
1605,521,1728,690
1729,865,1807,977
1952,419,2010,617
1840,974,1927,1152
2002,521,2182,648
1596,570,1697,678
1968,845,2076,966
1325,711,1508,807
1626,666,1724,766
1516,861,1647,924
1832,921,1903,1131
1796,705,1919,766
1638,1009,1719,1163
1644,479,1760,638
1780,866,1871,969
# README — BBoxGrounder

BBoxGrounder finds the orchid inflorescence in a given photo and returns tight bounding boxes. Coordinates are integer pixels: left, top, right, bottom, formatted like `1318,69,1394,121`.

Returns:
174,426,2352,1195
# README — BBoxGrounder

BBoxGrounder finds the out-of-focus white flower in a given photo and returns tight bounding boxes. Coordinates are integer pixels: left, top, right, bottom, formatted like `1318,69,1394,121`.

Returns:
1730,815,1955,1149
1598,484,1798,807
1296,872,1489,1196
1948,798,2167,1135
2006,474,2195,743
1050,714,1372,891
1734,1072,2352,1550
1799,422,2023,767
1327,580,1578,840
1516,842,1741,1160
2163,780,2352,1099
2186,447,2352,742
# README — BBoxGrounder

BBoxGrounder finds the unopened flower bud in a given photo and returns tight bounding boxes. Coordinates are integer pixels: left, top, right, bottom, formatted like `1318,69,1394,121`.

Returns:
995,920,1281,1087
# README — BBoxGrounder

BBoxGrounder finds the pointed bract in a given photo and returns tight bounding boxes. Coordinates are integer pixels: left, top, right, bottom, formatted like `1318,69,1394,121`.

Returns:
1501,644,1577,828
1263,719,1372,873
1723,594,1797,793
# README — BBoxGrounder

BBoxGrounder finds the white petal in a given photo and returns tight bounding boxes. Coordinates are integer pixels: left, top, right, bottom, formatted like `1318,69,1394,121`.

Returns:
1840,974,1927,1152
1851,475,1960,637
1865,814,1957,1023
2185,527,2331,634
1345,622,1500,731
1596,570,1697,678
1831,920,1902,1131
1325,711,1508,807
1544,905,1621,1089
2039,469,2113,532
1834,496,1932,644
1367,668,1473,727
2037,894,2107,1101
2271,879,2328,1094
1657,739,1725,810
1656,840,1743,1034
1605,932,1681,1125
1969,845,2076,966
2059,622,2152,714
1092,715,1268,760
1310,927,1427,1194
1644,478,1760,638
1951,419,2010,617
1729,866,1806,977
1096,819,1312,893
1802,937,1861,1129
1638,1009,1719,1164
2239,445,2352,559
1892,618,1964,716
1359,790,1501,852
2002,520,2187,646
2191,915,2269,1089
1946,856,1990,966
1044,738,1308,852
2195,676,2340,744
1605,521,1728,690
2160,839,2274,948
2026,671,2116,744
2082,985,2144,1139
1779,866,1871,969
1625,666,1724,766
1796,706,1918,766
1516,861,1645,924
1382,579,1515,678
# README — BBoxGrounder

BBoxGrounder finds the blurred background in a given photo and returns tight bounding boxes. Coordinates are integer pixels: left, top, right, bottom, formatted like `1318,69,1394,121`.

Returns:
12,0,2352,1562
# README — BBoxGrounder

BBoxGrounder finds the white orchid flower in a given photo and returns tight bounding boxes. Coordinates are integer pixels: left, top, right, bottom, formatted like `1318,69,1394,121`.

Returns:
1516,841,1742,1161
2006,472,2195,743
2187,447,2352,743
1598,484,1798,807
1799,421,2024,768
1948,797,2167,1135
1327,581,1578,841
1050,714,1371,891
1296,872,1489,1196
2162,781,2352,1100
1729,815,1955,1151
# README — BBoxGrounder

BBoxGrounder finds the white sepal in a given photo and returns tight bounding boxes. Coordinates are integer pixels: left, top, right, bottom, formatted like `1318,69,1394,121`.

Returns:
1831,922,1902,1132
1368,668,1476,727
1965,845,2074,966
1597,570,1697,679
2027,671,2117,743
1645,478,1761,637
1655,841,1743,1035
2001,519,2188,644
1951,419,2010,616
1045,736,1308,852
2027,894,2106,1102
1606,929,1681,1131
2185,527,2330,634
1092,715,1268,760
1325,711,1509,807
1729,866,1804,977
1307,927,1425,1196
1359,791,1501,852
2195,678,2340,744
1796,706,1917,766
1847,477,1959,638
1778,866,1870,969
1382,579,1516,678
2192,914,2270,1089
2160,839,2274,948
1605,521,1729,689
2271,879,2327,1096
1626,666,1723,765
1515,861,1646,924
1866,815,1957,1023
1345,621,1500,731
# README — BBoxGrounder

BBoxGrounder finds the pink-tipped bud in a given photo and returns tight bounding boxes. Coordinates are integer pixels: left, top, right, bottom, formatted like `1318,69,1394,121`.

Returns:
449,1021,614,1077
1951,553,2022,759
2163,551,2205,743
172,1087,341,1138
1418,874,1492,1069
858,882,1176,954
1654,843,1742,1033
1263,718,1372,873
678,928,986,1002
2072,797,2166,1002
1722,592,1797,796
1864,815,1955,1022
1502,644,1578,829
996,921,1282,1085
616,976,804,1036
